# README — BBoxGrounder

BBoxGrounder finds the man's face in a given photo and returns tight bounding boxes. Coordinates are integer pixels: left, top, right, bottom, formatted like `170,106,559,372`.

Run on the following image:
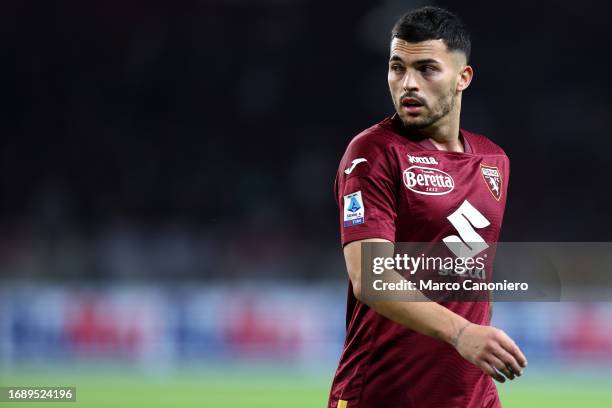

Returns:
388,38,468,130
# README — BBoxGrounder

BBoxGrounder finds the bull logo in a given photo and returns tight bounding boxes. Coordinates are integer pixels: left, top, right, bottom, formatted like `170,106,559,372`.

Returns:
480,164,502,201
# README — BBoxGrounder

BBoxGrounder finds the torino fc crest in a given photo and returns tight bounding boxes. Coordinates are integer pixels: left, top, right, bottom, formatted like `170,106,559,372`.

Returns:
480,164,502,201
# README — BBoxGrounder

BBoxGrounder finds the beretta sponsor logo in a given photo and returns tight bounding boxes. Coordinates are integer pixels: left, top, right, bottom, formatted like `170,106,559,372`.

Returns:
403,166,454,196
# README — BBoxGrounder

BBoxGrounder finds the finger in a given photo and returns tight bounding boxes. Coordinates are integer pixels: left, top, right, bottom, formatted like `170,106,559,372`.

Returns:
493,345,523,376
499,335,528,368
488,355,515,380
482,361,505,383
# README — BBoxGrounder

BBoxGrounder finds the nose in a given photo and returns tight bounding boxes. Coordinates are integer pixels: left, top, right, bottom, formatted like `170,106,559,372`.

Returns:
402,71,419,92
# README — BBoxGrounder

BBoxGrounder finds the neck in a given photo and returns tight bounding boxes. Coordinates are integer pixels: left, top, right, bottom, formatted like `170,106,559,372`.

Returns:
420,100,463,152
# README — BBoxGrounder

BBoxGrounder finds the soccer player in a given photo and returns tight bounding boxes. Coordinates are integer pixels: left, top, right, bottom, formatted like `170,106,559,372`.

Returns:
329,7,527,408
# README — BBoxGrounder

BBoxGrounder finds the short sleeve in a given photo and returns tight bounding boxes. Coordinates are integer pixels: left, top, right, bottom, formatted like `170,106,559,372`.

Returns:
335,132,398,246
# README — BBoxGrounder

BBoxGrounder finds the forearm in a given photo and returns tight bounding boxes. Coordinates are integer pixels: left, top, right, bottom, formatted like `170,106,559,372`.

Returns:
360,264,469,344
346,238,469,344
366,297,469,344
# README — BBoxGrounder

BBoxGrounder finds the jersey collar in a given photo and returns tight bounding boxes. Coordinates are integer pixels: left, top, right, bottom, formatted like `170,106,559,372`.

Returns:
389,113,472,153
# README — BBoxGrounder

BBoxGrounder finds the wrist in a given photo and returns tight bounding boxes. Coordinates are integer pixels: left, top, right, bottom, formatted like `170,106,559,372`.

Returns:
439,313,470,346
450,321,472,348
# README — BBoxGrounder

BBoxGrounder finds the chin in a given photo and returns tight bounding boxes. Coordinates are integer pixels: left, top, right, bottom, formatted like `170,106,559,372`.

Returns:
399,116,428,129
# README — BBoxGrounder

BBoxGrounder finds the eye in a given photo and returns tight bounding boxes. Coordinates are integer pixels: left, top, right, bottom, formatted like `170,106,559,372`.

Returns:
390,64,405,73
419,65,437,74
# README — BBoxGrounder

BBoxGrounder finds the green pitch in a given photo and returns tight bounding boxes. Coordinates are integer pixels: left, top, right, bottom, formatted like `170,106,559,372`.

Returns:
1,364,611,408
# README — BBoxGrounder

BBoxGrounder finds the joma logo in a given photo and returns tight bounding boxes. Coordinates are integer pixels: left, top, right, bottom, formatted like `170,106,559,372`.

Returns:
407,154,438,165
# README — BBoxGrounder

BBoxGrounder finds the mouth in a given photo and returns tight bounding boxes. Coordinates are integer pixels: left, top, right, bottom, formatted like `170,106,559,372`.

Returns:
400,97,425,113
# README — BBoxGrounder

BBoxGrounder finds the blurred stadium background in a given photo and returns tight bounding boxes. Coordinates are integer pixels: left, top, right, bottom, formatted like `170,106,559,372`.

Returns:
2,0,612,406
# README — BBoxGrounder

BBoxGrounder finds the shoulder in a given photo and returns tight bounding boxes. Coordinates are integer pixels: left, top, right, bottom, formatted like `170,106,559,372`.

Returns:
463,129,508,158
344,120,397,158
338,119,399,178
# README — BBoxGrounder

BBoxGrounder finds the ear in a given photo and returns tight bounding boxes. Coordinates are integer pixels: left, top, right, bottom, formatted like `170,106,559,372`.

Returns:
457,65,473,92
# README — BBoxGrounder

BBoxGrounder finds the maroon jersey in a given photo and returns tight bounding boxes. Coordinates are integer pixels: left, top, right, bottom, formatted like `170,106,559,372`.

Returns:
329,114,509,408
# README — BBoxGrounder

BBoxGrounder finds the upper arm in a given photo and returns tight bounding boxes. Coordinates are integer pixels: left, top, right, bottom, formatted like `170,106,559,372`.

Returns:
344,238,392,300
336,134,399,247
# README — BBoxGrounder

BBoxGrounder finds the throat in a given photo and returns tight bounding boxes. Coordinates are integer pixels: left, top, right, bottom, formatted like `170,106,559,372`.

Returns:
427,129,469,153
429,138,465,153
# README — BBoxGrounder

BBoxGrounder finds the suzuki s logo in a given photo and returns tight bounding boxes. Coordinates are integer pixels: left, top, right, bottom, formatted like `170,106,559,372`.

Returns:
403,166,454,196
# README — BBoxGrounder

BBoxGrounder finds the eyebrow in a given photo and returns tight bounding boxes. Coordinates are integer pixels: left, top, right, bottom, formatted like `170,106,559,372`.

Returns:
414,58,440,65
389,55,441,65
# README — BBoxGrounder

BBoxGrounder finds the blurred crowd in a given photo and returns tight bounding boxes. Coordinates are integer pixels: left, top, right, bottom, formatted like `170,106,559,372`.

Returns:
2,0,611,281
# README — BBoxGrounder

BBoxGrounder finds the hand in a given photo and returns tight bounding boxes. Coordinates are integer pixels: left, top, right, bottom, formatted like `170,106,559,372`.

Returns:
452,323,528,383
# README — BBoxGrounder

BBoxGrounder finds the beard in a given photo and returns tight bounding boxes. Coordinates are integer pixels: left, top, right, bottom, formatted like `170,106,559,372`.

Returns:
397,86,456,130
